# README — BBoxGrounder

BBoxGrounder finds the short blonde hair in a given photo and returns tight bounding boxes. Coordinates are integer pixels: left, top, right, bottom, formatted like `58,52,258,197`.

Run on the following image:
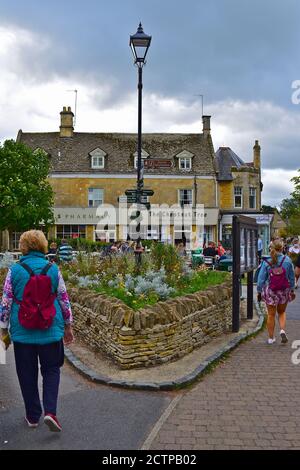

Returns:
19,230,48,255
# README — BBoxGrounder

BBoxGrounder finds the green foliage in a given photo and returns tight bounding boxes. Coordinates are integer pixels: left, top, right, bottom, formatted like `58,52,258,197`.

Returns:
291,169,300,200
261,205,275,214
150,242,182,272
64,252,101,276
95,285,160,310
94,270,229,310
141,239,155,249
0,140,54,231
48,237,110,252
99,253,137,280
286,214,300,237
279,171,300,236
175,270,229,297
61,248,230,310
280,197,300,223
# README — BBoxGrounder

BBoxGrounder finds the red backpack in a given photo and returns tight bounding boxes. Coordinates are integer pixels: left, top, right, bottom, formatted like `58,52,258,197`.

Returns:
14,262,57,330
265,256,290,291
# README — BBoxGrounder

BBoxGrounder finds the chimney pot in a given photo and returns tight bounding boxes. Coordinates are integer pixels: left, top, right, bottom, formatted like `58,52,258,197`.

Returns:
253,139,261,169
60,106,74,138
202,115,211,137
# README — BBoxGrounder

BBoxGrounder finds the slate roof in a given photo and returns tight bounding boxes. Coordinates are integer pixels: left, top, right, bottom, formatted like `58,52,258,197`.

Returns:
17,131,217,176
215,146,247,181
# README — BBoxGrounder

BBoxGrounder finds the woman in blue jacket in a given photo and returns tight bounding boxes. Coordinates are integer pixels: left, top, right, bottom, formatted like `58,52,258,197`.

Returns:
0,230,74,432
257,239,295,345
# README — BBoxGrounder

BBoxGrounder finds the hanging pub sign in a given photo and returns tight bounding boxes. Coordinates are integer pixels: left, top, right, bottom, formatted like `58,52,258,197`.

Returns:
232,215,259,333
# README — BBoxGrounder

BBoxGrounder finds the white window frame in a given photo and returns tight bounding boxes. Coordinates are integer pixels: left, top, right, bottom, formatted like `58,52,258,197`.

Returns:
94,227,116,242
88,188,104,207
249,187,256,209
91,155,104,169
10,231,23,251
179,157,192,171
234,186,243,209
204,226,215,244
90,148,106,169
175,150,194,171
56,225,86,239
178,189,193,206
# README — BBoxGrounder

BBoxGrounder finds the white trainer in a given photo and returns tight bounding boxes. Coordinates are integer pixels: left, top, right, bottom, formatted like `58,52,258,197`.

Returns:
25,417,39,428
280,330,288,344
267,338,276,345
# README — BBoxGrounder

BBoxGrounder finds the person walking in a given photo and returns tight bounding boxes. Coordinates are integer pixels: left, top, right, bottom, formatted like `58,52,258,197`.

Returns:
257,239,295,345
294,252,300,289
48,241,58,263
257,235,263,264
57,239,73,263
0,230,74,432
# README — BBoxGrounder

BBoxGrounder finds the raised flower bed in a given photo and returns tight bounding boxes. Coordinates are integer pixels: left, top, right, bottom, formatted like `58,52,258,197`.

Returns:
67,276,232,369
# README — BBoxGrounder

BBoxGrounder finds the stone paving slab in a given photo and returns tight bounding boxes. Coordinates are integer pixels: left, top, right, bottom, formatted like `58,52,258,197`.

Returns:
148,296,300,450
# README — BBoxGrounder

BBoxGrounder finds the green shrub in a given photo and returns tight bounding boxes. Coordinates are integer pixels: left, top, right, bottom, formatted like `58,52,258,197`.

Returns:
48,237,110,252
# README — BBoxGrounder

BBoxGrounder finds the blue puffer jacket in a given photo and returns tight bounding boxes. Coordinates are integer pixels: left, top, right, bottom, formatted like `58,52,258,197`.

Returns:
10,251,65,344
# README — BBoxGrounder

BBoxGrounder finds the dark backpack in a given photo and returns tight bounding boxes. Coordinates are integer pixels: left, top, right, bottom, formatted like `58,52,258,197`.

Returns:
265,256,290,291
14,262,57,330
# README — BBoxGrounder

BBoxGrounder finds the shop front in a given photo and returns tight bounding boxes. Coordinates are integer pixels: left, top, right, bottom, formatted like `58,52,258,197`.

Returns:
219,212,273,255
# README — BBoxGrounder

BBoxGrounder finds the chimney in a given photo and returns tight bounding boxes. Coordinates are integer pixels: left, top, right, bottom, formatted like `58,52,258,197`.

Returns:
202,115,211,137
253,139,261,169
60,106,74,138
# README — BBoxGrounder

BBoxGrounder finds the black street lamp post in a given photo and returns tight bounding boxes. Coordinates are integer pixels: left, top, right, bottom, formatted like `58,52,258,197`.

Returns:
130,23,152,265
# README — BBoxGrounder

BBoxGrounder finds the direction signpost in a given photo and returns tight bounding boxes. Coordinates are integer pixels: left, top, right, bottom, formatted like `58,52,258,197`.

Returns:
125,189,154,197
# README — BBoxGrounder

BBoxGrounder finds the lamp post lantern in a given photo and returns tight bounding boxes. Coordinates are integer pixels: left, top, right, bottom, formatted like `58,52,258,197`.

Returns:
129,23,152,265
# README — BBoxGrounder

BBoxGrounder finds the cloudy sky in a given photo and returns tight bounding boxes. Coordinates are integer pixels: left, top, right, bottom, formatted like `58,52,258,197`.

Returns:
0,0,299,206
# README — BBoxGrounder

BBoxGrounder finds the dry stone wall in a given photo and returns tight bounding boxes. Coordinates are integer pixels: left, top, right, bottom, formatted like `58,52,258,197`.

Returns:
68,280,232,369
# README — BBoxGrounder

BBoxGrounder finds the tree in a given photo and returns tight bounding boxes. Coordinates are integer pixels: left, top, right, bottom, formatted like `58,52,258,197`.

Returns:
0,140,54,232
261,205,276,214
280,197,300,223
291,169,300,200
287,214,300,236
278,169,300,236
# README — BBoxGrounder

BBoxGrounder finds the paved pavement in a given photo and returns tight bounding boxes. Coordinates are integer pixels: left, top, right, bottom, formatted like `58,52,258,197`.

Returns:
149,295,300,450
0,348,173,450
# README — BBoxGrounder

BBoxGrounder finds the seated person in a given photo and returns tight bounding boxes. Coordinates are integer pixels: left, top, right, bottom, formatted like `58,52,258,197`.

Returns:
203,242,218,257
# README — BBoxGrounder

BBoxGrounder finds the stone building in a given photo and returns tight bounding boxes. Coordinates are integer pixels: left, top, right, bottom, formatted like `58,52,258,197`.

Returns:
8,108,219,249
1,107,266,251
215,142,269,251
271,209,287,238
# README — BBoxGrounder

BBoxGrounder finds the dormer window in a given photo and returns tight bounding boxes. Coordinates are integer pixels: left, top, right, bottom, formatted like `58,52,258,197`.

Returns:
179,157,191,170
133,148,149,169
175,150,194,171
89,148,107,169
